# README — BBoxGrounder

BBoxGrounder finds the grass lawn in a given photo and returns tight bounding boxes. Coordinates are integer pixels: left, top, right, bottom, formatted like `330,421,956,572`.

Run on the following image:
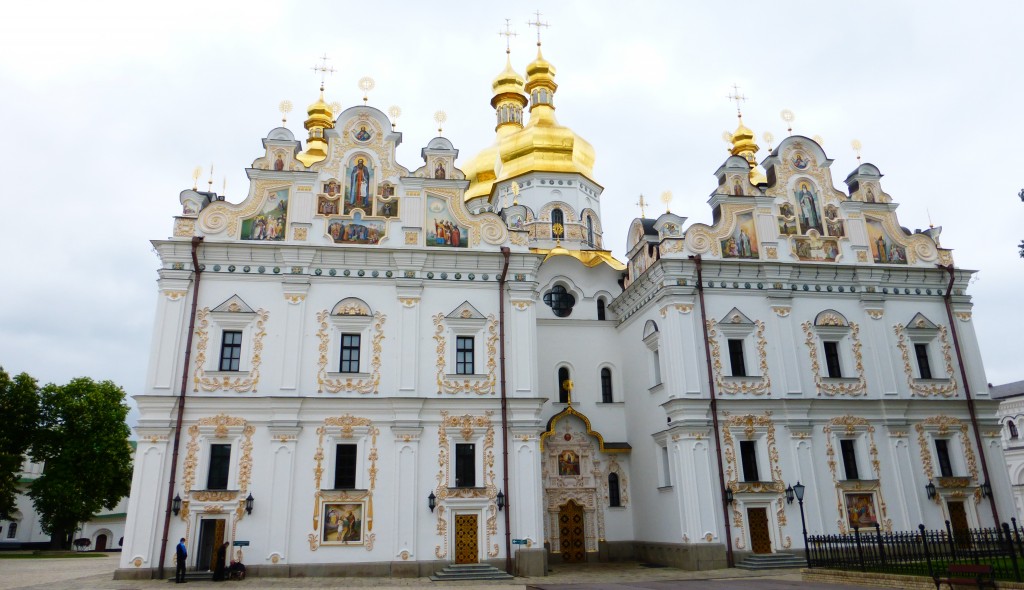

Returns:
0,551,108,559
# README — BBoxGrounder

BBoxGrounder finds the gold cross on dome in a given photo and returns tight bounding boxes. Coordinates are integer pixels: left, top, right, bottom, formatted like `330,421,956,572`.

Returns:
636,194,648,218
312,53,335,88
727,83,747,117
499,18,517,53
527,10,550,45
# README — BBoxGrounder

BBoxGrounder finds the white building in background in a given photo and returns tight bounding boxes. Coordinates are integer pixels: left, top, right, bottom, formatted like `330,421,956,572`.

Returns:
0,456,130,551
993,381,1024,521
117,39,1013,580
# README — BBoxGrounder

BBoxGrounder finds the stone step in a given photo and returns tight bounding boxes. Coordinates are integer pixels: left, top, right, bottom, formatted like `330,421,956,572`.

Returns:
167,571,214,582
735,554,807,570
430,563,514,581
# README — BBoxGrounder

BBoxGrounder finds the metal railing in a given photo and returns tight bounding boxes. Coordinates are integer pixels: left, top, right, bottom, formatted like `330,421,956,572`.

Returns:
807,519,1024,582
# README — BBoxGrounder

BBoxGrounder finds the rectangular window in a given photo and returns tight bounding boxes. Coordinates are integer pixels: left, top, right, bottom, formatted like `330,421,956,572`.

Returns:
915,343,933,379
219,331,242,371
936,439,954,477
661,445,671,486
6,522,15,538
601,369,613,403
652,350,662,385
740,440,760,482
206,444,231,490
456,336,475,375
840,439,860,480
340,333,361,373
455,443,476,487
333,444,357,489
824,341,843,378
728,339,747,377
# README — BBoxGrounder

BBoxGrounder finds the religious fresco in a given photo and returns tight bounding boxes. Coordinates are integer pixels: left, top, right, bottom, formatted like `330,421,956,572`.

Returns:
823,204,845,238
321,501,364,545
793,233,840,262
317,195,340,216
378,182,395,199
794,181,824,235
434,160,447,179
845,493,878,529
344,156,374,215
324,179,341,197
353,125,372,142
426,196,468,248
240,188,288,241
778,202,798,236
721,212,758,259
792,152,810,170
558,450,580,476
867,219,907,264
732,178,744,196
327,212,386,245
375,196,398,218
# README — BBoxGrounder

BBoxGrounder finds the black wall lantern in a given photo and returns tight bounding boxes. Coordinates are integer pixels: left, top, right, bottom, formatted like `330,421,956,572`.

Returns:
785,485,795,505
981,481,993,498
245,493,254,515
724,487,734,505
925,481,937,500
172,494,182,516
496,490,505,511
428,491,436,512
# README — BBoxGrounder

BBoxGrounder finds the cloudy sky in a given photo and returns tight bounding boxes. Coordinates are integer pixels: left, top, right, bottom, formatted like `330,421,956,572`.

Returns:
2,1,1022,418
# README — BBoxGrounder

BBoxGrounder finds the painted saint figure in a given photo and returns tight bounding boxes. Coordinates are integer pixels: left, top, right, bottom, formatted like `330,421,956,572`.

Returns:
796,183,822,234
355,126,371,141
348,159,371,209
274,154,284,170
435,161,446,179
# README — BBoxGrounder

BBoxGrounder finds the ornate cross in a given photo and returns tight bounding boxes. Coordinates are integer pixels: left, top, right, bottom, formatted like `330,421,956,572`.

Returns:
499,18,517,53
312,53,335,88
727,83,746,117
527,10,549,45
636,194,648,218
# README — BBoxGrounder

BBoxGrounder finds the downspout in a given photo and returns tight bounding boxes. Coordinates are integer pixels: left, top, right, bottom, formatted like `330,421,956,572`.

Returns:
498,247,513,574
689,255,734,568
939,264,1001,526
157,236,204,579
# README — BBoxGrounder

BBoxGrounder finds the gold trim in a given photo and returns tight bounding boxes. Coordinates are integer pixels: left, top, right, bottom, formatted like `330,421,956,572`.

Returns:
309,415,379,551
434,411,498,559
192,308,269,392
540,405,629,453
915,416,981,504
893,324,957,397
433,314,499,394
316,311,385,394
802,321,867,396
707,319,771,395
823,417,891,532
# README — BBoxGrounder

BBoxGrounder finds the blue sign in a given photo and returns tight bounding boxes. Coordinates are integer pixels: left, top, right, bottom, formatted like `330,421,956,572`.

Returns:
233,540,250,546
512,539,528,545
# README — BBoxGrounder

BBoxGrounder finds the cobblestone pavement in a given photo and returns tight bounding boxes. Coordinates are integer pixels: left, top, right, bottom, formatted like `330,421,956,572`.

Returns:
0,557,871,590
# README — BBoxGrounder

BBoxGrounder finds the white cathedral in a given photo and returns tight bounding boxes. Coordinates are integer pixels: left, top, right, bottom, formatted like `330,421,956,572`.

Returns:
117,39,1013,579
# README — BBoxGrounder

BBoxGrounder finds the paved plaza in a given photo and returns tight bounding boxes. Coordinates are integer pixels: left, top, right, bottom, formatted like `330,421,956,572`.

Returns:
0,556,875,590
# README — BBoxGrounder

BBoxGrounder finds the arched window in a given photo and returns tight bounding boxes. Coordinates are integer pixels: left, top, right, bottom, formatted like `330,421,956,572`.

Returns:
597,298,606,321
558,367,571,403
601,368,613,403
551,208,565,239
608,473,621,507
1011,420,1019,439
7,522,16,538
587,216,595,246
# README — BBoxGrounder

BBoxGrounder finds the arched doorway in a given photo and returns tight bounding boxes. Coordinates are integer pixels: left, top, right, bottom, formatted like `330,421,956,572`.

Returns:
95,534,108,551
558,500,586,563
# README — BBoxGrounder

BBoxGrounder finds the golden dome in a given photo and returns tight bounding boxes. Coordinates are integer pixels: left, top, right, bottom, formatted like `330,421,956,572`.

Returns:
296,87,335,167
491,55,526,102
464,52,528,201
729,116,766,185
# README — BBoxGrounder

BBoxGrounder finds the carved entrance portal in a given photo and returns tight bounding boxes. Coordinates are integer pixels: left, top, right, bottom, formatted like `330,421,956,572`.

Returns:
454,514,479,564
559,500,586,563
747,507,772,554
947,501,971,547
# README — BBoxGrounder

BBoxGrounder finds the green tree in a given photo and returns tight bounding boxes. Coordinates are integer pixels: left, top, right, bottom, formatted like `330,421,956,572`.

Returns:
0,368,40,519
29,377,132,549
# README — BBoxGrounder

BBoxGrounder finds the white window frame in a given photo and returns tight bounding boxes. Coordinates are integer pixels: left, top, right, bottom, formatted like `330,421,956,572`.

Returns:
718,321,758,378
815,325,856,382
838,436,867,481
323,434,367,491
904,325,950,381
446,317,487,378
328,315,373,378
195,428,245,492
448,433,485,489
206,311,257,375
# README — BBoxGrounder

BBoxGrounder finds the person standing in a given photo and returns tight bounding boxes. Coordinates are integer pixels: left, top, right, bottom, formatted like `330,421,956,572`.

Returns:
175,538,187,583
212,542,229,581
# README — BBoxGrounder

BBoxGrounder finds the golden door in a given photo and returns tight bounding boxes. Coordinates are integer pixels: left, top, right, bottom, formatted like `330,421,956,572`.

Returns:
455,514,479,564
211,519,225,571
558,500,586,563
747,507,772,554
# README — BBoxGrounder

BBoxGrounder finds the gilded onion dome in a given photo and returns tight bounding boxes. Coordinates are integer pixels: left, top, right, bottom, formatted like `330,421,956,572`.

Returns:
730,116,767,185
296,86,335,167
464,52,528,201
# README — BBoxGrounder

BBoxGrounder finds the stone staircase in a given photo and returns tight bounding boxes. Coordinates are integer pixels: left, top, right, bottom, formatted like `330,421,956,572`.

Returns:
167,571,214,582
735,553,807,570
430,563,515,581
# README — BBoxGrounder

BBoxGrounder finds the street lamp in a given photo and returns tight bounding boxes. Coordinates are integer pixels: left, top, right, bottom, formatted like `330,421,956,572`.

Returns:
172,494,182,516
785,485,794,505
724,487,734,505
496,490,505,511
981,481,993,499
428,491,436,513
925,481,937,500
792,481,809,568
245,493,254,515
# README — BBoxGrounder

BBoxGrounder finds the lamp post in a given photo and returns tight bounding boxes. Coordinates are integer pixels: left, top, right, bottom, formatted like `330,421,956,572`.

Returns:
793,481,809,568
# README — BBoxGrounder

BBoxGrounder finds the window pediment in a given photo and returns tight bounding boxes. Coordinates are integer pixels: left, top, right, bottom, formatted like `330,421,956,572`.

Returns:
212,295,254,314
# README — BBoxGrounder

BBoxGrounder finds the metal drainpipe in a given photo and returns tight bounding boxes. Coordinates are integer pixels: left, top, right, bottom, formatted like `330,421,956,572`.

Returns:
498,247,513,574
939,264,1001,526
689,255,735,568
157,236,204,579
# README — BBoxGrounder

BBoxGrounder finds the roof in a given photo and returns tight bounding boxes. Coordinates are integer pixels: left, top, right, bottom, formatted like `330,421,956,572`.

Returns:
991,380,1024,400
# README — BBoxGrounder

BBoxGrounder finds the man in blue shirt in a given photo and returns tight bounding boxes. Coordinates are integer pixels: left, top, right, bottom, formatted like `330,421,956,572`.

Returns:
175,538,187,583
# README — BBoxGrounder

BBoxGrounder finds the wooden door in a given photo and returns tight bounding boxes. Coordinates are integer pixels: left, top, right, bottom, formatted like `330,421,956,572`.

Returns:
747,507,772,554
196,519,225,571
95,534,107,551
948,501,971,547
454,514,478,564
558,500,586,563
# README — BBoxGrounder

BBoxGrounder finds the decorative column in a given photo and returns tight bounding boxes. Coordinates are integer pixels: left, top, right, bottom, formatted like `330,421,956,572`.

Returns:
673,429,717,543
280,282,310,391
886,428,920,530
151,278,192,391
391,426,421,566
120,429,171,572
860,302,898,396
263,426,299,567
510,426,545,576
659,301,699,396
768,298,801,395
509,287,538,395
396,286,422,392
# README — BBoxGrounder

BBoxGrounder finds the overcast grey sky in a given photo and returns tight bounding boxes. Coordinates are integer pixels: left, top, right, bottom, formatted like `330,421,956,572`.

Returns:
1,1,1021,412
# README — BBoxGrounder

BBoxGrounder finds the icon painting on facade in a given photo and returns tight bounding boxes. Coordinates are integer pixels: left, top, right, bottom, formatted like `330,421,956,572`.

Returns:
345,157,374,215
322,502,364,545
375,196,399,218
867,219,907,264
721,212,758,259
426,196,468,248
845,493,878,528
794,182,824,235
317,195,340,215
240,188,288,241
327,212,386,245
558,450,581,476
354,125,372,142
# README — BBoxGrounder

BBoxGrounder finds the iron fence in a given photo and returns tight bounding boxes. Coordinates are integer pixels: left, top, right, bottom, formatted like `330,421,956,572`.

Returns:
807,519,1024,582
